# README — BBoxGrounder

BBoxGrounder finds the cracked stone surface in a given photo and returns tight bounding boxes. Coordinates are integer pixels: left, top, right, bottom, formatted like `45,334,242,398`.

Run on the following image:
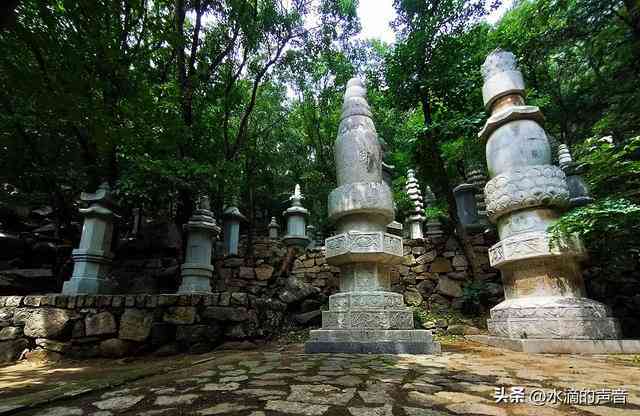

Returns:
4,339,640,416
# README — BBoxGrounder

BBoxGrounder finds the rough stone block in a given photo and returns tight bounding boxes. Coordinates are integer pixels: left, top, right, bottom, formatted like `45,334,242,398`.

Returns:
0,338,29,363
238,267,255,280
4,296,23,307
435,277,463,298
100,338,133,358
36,338,71,353
202,306,251,322
157,294,178,307
112,295,124,308
0,326,23,340
404,289,423,307
218,292,231,306
231,292,248,306
23,308,75,339
163,306,196,325
119,309,153,341
85,311,117,336
430,258,452,273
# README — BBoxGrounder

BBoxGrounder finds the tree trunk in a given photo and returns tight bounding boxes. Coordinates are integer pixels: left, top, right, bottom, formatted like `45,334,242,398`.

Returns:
417,93,479,279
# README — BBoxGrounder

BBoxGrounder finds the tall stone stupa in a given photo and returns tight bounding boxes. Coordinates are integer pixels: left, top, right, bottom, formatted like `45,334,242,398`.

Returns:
305,78,440,354
473,50,635,352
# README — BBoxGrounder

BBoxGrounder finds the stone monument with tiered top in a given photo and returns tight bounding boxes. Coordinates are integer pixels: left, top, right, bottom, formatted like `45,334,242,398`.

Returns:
62,183,118,294
469,50,640,353
305,78,440,354
178,195,220,293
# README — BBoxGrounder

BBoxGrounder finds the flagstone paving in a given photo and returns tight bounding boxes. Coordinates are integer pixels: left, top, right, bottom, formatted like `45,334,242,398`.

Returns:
2,339,640,416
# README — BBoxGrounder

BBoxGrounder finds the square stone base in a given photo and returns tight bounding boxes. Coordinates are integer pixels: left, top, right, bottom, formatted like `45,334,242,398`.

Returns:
62,277,116,295
305,329,441,354
467,335,640,354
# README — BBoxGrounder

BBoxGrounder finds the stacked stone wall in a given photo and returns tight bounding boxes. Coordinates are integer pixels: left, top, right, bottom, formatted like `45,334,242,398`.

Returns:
0,292,286,363
291,234,502,313
0,234,502,363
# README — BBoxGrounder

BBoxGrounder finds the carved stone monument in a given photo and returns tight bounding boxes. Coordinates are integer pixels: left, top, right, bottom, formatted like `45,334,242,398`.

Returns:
62,183,118,294
222,205,246,256
467,167,489,222
282,185,310,248
305,78,440,354
558,144,594,208
268,216,279,239
405,169,425,239
178,196,220,293
469,50,640,353
423,185,444,238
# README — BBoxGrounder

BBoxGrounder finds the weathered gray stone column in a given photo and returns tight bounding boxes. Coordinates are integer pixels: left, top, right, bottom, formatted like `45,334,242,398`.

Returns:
305,78,440,354
479,50,620,340
62,183,118,294
178,196,220,293
405,169,425,239
282,185,310,248
222,205,246,256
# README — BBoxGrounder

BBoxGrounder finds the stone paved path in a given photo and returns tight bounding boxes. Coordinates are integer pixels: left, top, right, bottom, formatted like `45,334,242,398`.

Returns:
2,340,640,416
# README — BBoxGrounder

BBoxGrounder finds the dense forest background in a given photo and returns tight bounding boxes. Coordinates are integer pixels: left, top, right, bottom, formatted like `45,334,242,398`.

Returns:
1,0,639,275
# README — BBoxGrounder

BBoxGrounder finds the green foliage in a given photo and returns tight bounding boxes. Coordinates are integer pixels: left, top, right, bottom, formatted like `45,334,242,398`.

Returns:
550,136,640,269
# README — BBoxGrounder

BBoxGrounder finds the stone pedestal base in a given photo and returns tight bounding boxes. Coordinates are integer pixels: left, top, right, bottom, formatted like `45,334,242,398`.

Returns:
468,335,640,354
62,276,116,295
305,329,441,354
487,296,621,339
305,290,441,354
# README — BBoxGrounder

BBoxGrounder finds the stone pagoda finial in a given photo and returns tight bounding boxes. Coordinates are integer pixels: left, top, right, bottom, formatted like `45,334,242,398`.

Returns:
62,182,119,294
178,194,220,293
404,169,426,239
282,184,310,248
305,77,440,354
477,50,621,346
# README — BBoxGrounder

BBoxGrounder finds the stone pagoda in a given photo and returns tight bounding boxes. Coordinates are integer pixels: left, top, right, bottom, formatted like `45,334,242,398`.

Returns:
282,184,310,248
404,169,426,239
305,78,440,354
62,183,118,294
473,50,637,353
178,195,220,293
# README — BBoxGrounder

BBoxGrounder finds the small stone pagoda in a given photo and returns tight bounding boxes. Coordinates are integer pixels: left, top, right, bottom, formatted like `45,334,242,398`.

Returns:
305,78,440,354
404,169,426,239
178,195,220,294
473,50,639,353
62,183,118,294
